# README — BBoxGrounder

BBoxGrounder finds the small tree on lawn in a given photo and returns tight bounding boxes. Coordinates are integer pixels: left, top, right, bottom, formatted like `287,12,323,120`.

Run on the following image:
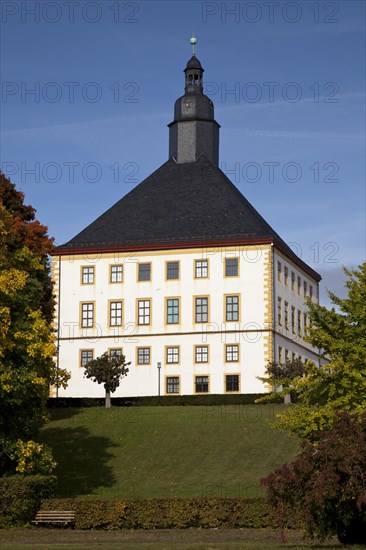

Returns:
84,351,130,408
257,358,306,405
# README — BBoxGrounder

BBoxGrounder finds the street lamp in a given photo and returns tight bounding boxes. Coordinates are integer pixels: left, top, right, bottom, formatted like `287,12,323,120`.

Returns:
157,362,162,396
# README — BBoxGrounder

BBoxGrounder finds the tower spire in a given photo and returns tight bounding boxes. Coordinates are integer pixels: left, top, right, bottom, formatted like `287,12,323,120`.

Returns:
190,33,197,56
168,37,220,166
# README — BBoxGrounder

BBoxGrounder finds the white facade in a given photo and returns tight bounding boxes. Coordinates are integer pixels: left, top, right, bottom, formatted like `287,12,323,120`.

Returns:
52,243,320,398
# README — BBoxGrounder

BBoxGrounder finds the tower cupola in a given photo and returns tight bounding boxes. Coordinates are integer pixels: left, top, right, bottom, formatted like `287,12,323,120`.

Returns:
168,36,220,166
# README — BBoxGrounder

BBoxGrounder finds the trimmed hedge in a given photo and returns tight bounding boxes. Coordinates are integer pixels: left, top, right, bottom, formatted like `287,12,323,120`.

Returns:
47,394,272,409
0,475,56,527
41,497,279,530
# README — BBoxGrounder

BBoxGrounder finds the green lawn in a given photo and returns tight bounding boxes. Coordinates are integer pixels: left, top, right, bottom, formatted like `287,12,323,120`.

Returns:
38,404,299,499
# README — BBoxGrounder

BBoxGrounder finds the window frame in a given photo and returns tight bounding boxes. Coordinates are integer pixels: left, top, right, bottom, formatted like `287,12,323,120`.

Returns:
138,262,151,282
194,259,209,279
194,375,210,394
224,257,239,277
108,348,123,360
277,297,282,326
80,349,94,368
277,261,282,282
225,374,240,393
110,264,123,284
166,260,180,281
284,301,289,329
165,345,180,365
81,265,95,285
165,297,180,325
80,302,95,329
109,300,123,328
137,298,151,326
194,345,209,364
225,343,240,363
225,294,240,323
136,346,151,365
165,375,180,395
194,295,209,324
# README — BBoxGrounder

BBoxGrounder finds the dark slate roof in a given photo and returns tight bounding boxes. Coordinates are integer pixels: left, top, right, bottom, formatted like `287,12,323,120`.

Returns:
56,155,320,280
185,55,203,71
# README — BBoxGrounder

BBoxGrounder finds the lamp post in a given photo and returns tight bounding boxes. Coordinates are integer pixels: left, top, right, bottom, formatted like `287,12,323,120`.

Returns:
157,362,162,396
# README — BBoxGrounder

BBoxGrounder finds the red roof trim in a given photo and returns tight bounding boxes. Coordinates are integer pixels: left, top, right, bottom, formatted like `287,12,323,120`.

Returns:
52,237,321,281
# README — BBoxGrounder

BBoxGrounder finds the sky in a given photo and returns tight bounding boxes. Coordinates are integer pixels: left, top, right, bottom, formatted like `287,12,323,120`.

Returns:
1,0,365,307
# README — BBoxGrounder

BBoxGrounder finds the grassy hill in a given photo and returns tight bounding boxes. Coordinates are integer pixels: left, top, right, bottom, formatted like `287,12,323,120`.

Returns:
38,405,299,499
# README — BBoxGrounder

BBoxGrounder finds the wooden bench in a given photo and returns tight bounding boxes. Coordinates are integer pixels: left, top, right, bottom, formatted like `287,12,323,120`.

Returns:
32,510,75,527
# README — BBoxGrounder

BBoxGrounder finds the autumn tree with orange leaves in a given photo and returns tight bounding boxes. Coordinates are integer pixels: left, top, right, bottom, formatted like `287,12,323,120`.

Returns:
0,172,69,475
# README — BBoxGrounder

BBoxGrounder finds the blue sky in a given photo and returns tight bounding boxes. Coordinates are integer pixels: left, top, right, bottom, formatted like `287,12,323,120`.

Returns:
1,0,365,306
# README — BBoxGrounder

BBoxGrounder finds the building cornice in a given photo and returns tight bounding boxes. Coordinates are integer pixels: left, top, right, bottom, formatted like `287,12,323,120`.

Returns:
52,236,321,282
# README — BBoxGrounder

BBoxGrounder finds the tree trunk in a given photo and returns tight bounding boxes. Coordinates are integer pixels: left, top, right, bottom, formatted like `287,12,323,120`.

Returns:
284,392,292,405
105,390,111,408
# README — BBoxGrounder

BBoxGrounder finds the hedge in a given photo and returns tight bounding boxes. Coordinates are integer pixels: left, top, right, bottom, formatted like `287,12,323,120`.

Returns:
40,497,284,530
0,475,56,527
47,394,275,409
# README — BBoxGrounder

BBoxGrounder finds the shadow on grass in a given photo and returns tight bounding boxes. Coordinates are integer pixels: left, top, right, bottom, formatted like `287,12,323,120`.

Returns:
39,426,117,497
46,407,83,422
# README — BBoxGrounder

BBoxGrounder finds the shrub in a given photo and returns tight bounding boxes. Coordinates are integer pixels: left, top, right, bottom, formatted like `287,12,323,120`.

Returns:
0,475,56,527
41,497,279,530
47,394,268,408
262,412,366,544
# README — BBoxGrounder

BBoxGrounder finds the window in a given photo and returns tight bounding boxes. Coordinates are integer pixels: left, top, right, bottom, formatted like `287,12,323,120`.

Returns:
277,261,282,282
109,348,122,360
82,266,94,284
303,313,308,335
284,301,289,329
309,285,313,301
80,349,93,367
138,299,151,325
166,376,180,394
226,344,239,362
195,259,208,278
297,275,302,295
138,263,151,281
110,301,122,327
291,271,295,291
137,347,150,365
284,266,289,286
304,280,308,297
292,352,296,362
195,296,208,323
297,309,302,336
166,261,179,280
225,374,239,392
285,349,290,363
277,297,282,326
166,346,179,364
225,257,239,277
195,375,209,393
291,306,296,333
166,298,179,324
278,346,283,364
195,345,208,363
110,265,123,283
81,303,94,328
225,295,239,322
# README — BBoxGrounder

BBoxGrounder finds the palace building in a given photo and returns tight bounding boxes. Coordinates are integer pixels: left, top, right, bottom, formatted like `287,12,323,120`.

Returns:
51,42,321,398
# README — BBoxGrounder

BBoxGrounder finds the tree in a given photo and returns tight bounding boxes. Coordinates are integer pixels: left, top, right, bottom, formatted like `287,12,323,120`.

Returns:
262,263,366,440
84,351,130,408
261,411,366,544
0,173,69,475
257,358,305,405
